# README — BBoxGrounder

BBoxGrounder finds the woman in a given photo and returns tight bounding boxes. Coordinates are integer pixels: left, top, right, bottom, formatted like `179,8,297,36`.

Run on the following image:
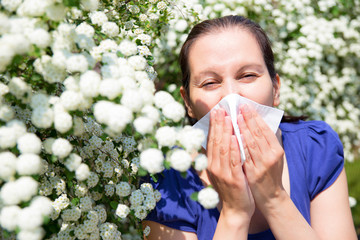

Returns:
143,15,357,239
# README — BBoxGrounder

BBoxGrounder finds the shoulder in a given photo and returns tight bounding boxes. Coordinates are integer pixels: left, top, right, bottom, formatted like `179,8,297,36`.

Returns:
281,120,344,199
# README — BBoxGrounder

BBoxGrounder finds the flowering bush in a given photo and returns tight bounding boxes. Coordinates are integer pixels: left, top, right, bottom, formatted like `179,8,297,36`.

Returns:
155,0,360,162
0,1,207,239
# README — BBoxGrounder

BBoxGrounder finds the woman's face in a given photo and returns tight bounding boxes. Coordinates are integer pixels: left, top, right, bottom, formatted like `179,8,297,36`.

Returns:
181,27,280,120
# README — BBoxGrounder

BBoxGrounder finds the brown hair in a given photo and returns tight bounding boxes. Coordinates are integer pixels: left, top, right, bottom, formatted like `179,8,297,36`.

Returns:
179,15,306,124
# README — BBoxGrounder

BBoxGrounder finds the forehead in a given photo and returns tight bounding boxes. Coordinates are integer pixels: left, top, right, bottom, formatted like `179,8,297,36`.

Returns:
188,28,265,73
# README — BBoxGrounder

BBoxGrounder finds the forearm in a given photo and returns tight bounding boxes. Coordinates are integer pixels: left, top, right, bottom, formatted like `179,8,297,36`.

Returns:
213,209,250,240
262,190,320,240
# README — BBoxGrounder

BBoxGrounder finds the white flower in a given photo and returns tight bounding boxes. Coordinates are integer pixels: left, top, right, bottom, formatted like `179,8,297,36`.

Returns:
2,34,30,55
139,14,148,22
115,204,130,218
16,153,42,175
17,133,42,154
143,194,156,210
194,154,208,171
30,93,49,109
87,172,99,188
128,4,140,14
43,138,55,154
54,110,73,133
66,54,89,73
16,176,39,202
154,91,174,109
17,0,50,17
99,79,122,100
76,22,95,38
177,126,205,152
140,148,164,174
81,0,99,11
1,0,22,12
162,101,185,122
121,89,143,112
27,28,51,49
119,40,138,57
8,77,30,99
52,138,73,159
61,207,81,222
130,190,144,208
175,19,188,32
134,117,154,135
46,3,66,21
134,205,147,220
349,196,357,208
155,126,177,147
60,90,81,111
0,151,17,181
141,105,160,123
80,196,93,212
169,149,192,172
0,205,21,231
128,55,147,71
137,33,152,45
0,44,14,72
17,228,45,240
0,127,17,149
31,107,54,129
89,11,108,26
101,22,119,37
30,196,53,216
18,207,43,230
76,163,90,181
0,105,14,122
101,64,120,79
157,1,167,10
198,187,219,209
143,225,151,237
138,45,152,56
115,182,131,197
79,70,101,97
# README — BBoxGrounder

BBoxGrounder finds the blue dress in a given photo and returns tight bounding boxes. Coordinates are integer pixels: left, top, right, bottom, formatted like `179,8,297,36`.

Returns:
146,121,344,239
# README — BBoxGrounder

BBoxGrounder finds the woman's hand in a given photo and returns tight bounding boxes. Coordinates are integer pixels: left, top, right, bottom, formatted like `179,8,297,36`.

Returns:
206,108,255,222
238,104,286,214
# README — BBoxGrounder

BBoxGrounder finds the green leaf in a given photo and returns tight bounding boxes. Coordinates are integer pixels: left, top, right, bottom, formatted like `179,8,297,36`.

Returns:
180,171,187,179
137,168,148,177
150,173,158,183
71,198,79,206
190,192,199,201
164,161,171,169
63,0,80,7
43,216,50,225
110,201,118,209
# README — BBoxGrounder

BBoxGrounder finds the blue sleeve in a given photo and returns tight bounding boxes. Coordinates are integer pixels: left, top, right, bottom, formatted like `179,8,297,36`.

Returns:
305,121,344,200
145,168,200,233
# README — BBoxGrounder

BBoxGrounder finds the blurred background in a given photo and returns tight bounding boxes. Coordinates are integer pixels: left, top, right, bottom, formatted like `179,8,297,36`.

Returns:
152,0,360,235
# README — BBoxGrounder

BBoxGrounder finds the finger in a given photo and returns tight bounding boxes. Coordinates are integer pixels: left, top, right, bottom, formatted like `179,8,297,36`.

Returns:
221,116,233,172
230,135,243,174
212,108,225,169
237,112,261,166
240,104,270,154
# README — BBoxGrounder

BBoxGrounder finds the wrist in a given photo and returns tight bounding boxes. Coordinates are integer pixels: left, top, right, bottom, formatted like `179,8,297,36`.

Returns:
260,189,289,218
220,207,252,228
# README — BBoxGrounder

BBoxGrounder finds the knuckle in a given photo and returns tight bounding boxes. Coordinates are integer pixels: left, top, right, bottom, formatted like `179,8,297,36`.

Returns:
248,140,257,150
253,128,262,137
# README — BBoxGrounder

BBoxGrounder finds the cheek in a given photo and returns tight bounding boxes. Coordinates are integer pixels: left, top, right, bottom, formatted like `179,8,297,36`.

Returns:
190,94,220,120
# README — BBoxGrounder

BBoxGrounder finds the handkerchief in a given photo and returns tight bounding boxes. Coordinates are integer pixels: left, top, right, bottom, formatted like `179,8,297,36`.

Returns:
192,94,284,164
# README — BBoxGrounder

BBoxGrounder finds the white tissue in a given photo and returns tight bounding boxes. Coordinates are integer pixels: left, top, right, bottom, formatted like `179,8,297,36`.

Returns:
192,94,284,164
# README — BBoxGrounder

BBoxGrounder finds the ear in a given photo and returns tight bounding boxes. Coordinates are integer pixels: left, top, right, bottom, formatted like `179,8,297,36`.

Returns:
180,86,196,119
272,74,281,107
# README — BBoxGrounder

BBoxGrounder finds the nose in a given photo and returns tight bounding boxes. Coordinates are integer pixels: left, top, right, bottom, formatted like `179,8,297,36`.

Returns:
222,78,239,98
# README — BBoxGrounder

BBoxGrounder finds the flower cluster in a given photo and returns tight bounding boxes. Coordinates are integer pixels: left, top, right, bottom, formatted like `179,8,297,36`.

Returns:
0,1,207,239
